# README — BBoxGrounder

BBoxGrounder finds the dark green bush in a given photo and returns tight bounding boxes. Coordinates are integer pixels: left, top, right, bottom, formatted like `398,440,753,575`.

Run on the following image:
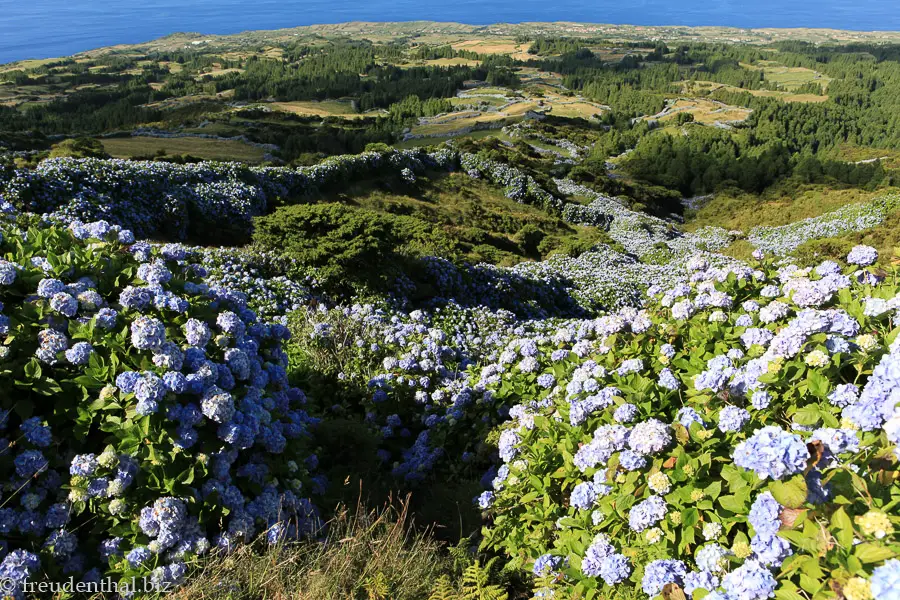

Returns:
253,203,456,293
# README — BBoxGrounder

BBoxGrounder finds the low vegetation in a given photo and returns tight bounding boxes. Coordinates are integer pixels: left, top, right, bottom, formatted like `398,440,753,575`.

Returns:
3,19,900,600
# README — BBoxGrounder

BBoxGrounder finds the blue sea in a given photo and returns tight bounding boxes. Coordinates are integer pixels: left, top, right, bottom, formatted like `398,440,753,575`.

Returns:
1,0,899,65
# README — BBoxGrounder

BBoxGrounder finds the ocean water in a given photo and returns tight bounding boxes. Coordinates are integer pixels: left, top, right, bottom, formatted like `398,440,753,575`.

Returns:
1,0,898,64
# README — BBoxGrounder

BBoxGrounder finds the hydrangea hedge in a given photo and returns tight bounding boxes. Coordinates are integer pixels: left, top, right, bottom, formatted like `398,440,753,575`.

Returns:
0,216,321,594
473,249,900,600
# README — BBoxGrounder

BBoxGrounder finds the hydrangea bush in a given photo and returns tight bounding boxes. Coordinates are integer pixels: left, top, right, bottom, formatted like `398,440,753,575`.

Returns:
748,194,900,256
476,247,900,600
0,216,322,595
0,149,458,243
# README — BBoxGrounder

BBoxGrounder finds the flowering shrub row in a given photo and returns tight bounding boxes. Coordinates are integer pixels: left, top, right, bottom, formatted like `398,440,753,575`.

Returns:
460,153,564,212
474,247,900,600
748,194,900,256
0,149,458,243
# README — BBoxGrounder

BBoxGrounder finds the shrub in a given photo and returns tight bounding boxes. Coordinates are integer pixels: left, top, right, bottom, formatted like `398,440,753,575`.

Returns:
48,138,109,159
253,203,455,293
476,250,900,600
0,216,321,594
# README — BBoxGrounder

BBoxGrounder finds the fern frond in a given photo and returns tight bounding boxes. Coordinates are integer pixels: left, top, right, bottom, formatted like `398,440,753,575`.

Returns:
363,571,389,600
461,559,508,600
428,575,458,600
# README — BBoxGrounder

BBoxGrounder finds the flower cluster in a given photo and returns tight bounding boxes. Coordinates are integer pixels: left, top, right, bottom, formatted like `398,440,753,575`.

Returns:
0,214,322,594
473,247,900,600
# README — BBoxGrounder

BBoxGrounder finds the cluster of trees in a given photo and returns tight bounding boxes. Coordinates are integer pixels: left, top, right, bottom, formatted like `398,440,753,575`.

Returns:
0,84,161,134
409,45,480,61
386,95,453,121
621,126,890,195
213,43,502,110
527,37,593,56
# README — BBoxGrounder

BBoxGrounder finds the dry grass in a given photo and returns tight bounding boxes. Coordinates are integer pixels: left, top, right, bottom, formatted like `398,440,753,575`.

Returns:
740,61,831,91
173,497,454,600
684,185,890,232
450,38,532,60
545,101,604,119
270,100,383,119
654,98,752,125
409,101,540,136
832,145,900,170
101,137,267,163
197,68,244,79
682,80,829,103
0,58,60,72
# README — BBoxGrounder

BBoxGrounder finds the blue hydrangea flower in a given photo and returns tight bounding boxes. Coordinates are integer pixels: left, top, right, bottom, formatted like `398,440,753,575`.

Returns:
15,450,48,478
599,553,631,586
642,559,687,597
718,405,750,432
721,560,777,600
131,316,166,350
69,454,98,477
628,419,671,455
847,245,878,266
476,491,494,509
658,368,681,390
64,342,93,365
20,417,51,447
37,278,66,298
684,570,720,596
619,450,647,471
49,292,78,317
0,260,18,286
871,559,900,600
570,481,601,510
533,554,566,577
126,546,151,567
628,495,667,532
695,544,731,573
733,426,809,480
614,403,638,423
95,307,118,329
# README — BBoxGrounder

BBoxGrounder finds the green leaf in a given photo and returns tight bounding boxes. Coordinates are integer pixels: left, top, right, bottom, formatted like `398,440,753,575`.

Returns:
774,583,806,600
806,370,830,398
769,475,808,509
792,405,823,426
718,495,747,514
23,358,41,380
830,508,854,548
854,543,895,564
